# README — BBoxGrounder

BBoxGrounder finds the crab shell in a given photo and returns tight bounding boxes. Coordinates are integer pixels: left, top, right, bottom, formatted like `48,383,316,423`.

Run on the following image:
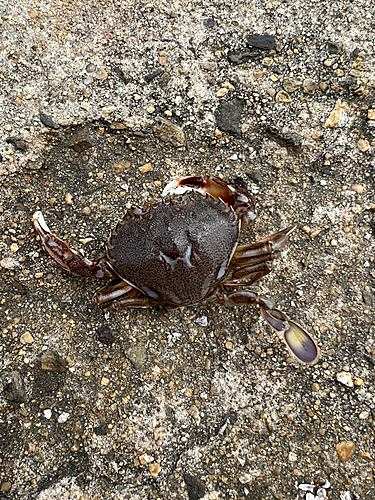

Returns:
106,192,239,307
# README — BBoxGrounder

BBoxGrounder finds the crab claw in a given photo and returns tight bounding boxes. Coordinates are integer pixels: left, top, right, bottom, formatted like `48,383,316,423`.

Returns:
162,175,256,227
33,211,115,279
260,308,320,365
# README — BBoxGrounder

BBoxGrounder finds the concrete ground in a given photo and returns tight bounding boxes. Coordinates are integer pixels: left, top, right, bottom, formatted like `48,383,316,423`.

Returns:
0,1,374,499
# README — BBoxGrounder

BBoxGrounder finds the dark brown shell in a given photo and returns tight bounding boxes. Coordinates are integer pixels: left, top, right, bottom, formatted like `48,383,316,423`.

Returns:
107,193,239,307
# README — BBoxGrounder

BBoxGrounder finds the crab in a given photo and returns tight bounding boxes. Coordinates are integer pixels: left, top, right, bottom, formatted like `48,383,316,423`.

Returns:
33,175,319,364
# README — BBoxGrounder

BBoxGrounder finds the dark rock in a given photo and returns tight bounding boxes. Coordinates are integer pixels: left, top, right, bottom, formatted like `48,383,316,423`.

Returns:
265,127,302,155
67,129,94,152
184,474,205,500
85,63,96,73
303,78,317,94
232,177,248,190
154,117,185,147
94,422,110,435
336,77,357,88
228,50,258,65
203,18,215,29
224,409,238,425
283,77,302,93
158,72,171,88
39,111,58,129
326,41,343,55
362,288,373,306
246,34,276,50
97,326,115,346
2,370,26,402
25,159,45,170
113,66,132,84
247,170,262,184
6,136,27,151
215,98,244,135
144,68,164,83
39,350,68,373
350,48,361,60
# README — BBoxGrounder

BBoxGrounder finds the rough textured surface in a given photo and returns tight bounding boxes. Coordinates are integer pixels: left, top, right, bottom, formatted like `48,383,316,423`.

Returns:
0,0,374,499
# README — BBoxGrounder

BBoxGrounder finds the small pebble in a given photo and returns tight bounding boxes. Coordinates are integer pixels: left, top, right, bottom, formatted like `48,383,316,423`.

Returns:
86,63,96,73
97,69,108,80
188,405,200,425
82,206,91,216
262,57,273,66
0,258,18,269
102,106,115,117
20,332,33,344
217,88,228,97
112,160,130,173
195,316,208,327
336,441,355,462
10,243,19,253
97,326,115,346
358,451,372,460
44,409,52,419
368,109,375,120
303,78,317,94
336,371,353,387
282,77,302,93
71,442,80,452
101,377,110,386
40,350,68,372
351,184,364,194
139,163,153,173
266,88,276,97
253,69,267,79
149,462,160,477
65,193,73,205
324,100,349,128
357,139,369,152
275,91,292,103
58,412,70,424
0,483,11,493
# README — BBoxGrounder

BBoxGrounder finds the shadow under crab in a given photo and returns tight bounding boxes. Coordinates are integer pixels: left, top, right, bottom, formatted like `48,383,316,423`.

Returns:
33,175,319,365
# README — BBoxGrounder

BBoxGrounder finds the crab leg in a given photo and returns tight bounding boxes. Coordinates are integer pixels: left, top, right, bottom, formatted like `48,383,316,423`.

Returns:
95,279,158,310
33,211,116,279
231,225,296,265
216,290,319,365
162,175,256,227
228,225,296,283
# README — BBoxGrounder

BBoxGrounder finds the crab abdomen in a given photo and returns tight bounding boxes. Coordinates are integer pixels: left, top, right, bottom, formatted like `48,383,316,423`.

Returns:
107,193,239,307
